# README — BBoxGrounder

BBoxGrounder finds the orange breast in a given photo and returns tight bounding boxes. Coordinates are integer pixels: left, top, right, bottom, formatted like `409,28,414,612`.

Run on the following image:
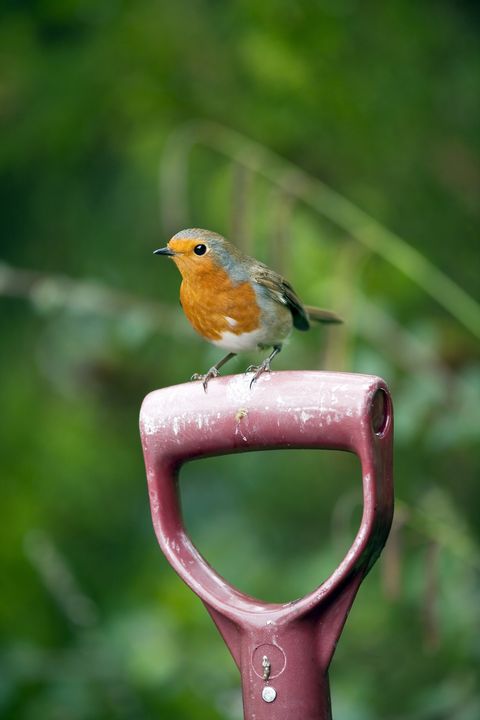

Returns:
180,265,261,341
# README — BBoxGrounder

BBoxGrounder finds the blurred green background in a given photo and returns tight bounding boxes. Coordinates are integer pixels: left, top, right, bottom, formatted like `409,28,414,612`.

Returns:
1,1,480,718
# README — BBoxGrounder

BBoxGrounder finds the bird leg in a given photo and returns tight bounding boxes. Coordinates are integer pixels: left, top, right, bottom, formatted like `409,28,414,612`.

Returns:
191,352,237,392
246,345,282,388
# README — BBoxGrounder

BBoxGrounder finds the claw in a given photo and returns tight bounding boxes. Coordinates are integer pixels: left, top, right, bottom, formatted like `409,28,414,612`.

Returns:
190,352,237,392
247,361,271,389
245,345,282,389
191,367,219,392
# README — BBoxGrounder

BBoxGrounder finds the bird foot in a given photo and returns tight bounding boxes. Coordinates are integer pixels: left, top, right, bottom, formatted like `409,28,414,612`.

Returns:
191,367,220,392
245,360,271,389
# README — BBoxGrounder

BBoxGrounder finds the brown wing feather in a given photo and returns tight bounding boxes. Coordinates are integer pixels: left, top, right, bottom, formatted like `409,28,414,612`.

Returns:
250,264,310,331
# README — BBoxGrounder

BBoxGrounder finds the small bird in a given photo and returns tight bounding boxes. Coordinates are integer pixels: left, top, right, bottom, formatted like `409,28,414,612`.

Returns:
154,228,342,390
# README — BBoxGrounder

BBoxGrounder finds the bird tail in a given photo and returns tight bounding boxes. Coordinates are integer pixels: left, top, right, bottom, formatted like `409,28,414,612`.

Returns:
305,305,343,324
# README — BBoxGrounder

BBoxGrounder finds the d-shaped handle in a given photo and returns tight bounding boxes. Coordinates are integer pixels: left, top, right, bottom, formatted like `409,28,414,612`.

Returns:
140,371,393,720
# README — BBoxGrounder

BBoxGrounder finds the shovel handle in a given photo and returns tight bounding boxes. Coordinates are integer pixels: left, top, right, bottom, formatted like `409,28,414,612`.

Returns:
140,371,394,719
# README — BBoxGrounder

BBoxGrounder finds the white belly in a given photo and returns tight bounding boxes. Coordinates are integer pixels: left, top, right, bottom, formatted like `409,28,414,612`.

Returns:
211,327,270,352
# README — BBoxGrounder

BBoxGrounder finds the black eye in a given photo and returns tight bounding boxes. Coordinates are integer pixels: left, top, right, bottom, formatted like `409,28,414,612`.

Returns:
194,244,207,256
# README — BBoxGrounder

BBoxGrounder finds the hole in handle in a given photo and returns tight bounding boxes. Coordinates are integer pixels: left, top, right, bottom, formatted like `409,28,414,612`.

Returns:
371,388,391,437
181,449,362,603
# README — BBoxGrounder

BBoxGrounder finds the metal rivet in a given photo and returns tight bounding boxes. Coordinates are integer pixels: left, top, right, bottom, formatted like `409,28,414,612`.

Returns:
262,686,277,703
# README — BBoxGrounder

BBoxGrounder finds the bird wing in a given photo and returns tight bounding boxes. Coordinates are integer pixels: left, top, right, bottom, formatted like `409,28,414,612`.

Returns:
250,264,310,331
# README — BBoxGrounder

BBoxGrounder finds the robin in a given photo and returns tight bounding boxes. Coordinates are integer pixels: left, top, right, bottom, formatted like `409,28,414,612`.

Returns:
154,228,342,390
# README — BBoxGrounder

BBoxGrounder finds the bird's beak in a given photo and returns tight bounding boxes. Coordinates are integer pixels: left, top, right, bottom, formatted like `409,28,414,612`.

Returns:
153,246,176,256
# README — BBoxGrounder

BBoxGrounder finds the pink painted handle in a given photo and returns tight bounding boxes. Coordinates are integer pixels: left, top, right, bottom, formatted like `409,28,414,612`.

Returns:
140,371,393,719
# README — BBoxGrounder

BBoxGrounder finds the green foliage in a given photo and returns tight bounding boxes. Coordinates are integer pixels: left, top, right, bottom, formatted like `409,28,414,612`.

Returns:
1,1,479,718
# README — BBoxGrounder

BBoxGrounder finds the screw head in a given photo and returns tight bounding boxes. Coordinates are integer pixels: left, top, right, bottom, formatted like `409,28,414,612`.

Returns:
262,686,277,703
